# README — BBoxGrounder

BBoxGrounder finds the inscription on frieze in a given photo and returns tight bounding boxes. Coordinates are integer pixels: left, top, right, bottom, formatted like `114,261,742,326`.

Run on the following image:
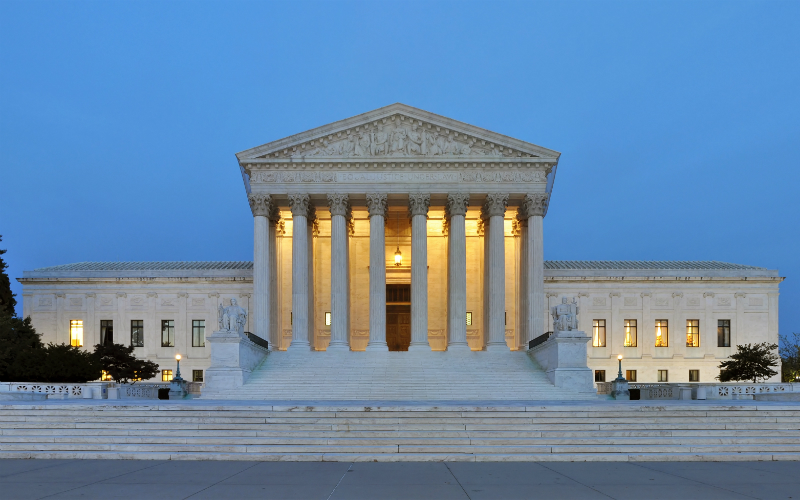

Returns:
250,170,546,184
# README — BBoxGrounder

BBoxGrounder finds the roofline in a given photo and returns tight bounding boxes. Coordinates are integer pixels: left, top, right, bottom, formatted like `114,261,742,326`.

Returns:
235,103,562,160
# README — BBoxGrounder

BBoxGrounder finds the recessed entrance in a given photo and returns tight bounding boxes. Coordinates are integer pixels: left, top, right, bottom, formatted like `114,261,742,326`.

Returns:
386,284,411,351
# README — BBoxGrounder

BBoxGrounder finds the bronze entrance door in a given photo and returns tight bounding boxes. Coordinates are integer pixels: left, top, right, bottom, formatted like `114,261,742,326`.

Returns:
386,285,411,351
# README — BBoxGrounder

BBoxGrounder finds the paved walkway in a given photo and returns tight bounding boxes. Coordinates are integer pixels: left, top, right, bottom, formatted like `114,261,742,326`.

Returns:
1,459,798,499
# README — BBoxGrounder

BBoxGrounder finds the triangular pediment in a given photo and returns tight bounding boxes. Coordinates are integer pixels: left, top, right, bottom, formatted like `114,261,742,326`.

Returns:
236,103,560,161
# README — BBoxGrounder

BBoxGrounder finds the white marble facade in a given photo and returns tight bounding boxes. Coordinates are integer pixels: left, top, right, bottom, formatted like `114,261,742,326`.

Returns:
18,104,784,383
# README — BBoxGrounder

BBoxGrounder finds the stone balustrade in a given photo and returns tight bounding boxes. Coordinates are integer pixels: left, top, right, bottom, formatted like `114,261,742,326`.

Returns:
596,381,799,400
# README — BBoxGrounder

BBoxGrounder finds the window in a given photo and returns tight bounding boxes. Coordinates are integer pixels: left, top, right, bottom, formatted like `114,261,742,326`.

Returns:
466,312,473,326
69,320,83,347
624,319,637,347
626,370,637,382
192,320,205,347
658,370,669,382
100,370,113,381
594,370,606,382
689,370,700,382
161,320,175,347
162,369,173,382
325,312,332,326
592,319,606,347
686,320,700,347
100,320,113,346
192,370,204,382
718,320,731,347
655,320,668,347
131,320,144,347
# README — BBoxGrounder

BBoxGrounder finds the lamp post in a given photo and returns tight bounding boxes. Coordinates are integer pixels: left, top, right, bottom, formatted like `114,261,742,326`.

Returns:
611,354,630,401
168,354,187,400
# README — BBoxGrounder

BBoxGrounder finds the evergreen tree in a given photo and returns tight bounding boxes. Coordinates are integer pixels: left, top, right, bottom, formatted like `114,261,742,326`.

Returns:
94,343,160,384
0,315,43,381
718,342,780,383
0,236,16,318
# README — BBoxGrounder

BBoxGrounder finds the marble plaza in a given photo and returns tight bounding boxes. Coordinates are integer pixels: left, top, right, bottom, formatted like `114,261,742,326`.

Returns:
18,104,783,395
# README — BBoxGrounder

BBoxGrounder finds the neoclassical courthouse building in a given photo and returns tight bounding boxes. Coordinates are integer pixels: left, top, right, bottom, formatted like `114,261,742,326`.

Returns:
19,104,783,385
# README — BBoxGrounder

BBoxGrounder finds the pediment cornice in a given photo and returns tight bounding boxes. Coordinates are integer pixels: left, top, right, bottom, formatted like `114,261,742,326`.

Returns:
236,103,561,163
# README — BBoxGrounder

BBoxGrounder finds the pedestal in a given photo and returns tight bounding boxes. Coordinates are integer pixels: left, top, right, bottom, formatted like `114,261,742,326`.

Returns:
528,330,595,394
201,329,269,398
611,377,630,400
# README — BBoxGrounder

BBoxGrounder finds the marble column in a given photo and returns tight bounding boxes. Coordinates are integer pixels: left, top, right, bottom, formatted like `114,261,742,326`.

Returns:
366,193,388,351
307,206,316,348
408,194,431,351
516,212,529,349
248,193,272,342
522,193,548,343
288,194,311,351
268,205,281,350
327,194,350,351
447,193,470,351
484,193,509,351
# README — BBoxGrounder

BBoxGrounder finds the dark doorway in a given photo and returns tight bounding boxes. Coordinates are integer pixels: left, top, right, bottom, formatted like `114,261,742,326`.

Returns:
386,284,411,351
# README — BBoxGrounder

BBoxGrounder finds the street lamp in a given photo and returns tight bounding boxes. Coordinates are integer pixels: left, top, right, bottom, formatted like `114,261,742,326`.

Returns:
174,354,184,383
611,354,630,401
168,354,186,400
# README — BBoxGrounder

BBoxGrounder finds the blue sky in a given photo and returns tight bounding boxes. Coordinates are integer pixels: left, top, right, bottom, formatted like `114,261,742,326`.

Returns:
1,1,798,336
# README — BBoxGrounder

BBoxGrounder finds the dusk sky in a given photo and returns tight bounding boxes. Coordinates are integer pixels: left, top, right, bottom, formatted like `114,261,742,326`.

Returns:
1,1,798,336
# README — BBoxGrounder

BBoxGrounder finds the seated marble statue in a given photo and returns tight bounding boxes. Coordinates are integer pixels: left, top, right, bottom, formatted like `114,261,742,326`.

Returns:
551,297,579,332
218,298,248,335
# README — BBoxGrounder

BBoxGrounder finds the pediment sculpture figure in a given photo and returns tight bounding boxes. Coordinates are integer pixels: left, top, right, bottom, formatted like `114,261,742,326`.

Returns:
552,297,579,332
218,298,248,335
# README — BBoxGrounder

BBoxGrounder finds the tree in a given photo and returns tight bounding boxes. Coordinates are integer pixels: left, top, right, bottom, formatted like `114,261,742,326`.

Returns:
0,235,16,318
780,332,800,382
93,343,159,384
37,343,102,383
0,314,43,381
717,343,780,383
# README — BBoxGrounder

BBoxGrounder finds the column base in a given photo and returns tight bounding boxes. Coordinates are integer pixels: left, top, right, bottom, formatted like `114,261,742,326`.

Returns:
326,342,350,351
485,343,508,352
408,343,431,351
365,342,388,351
446,343,471,352
287,340,312,351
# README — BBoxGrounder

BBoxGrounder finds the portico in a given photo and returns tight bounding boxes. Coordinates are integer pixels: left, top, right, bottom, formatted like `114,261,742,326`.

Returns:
237,104,559,352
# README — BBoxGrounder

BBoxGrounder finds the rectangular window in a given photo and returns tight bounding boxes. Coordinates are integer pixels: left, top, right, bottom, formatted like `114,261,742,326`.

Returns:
686,320,700,347
594,370,606,383
626,370,637,382
655,320,668,347
161,320,175,347
325,312,332,326
658,370,669,382
192,320,205,347
162,369,173,382
69,320,83,347
100,320,114,346
466,312,473,326
131,320,144,347
624,319,637,347
689,370,700,382
592,319,606,347
718,320,731,347
192,370,204,382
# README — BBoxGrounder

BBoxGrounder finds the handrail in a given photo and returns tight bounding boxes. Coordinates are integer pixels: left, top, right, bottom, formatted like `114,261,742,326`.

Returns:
528,331,554,350
244,332,269,350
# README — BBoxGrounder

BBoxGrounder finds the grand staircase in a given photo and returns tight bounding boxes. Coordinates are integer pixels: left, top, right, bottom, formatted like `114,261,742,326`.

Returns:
1,403,800,461
208,350,595,401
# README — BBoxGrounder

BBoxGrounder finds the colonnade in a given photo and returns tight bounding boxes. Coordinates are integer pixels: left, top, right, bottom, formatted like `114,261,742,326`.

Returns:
247,192,549,352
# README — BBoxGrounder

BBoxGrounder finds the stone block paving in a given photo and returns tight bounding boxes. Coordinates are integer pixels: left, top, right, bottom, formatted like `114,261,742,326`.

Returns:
0,459,798,499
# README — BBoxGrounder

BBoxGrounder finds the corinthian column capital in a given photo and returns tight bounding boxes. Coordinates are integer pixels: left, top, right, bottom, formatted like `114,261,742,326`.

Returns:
445,193,469,218
483,193,509,218
408,194,431,217
288,194,311,217
366,193,388,218
248,193,272,217
521,193,549,218
327,193,350,217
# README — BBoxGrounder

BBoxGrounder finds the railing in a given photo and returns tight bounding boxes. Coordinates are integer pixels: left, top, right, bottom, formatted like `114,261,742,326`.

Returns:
596,382,799,400
118,383,170,399
528,331,554,350
245,331,269,350
0,382,106,398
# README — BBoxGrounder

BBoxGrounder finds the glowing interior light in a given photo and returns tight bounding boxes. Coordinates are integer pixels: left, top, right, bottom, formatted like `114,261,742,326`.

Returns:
394,246,402,266
656,322,663,346
625,324,631,346
175,354,181,361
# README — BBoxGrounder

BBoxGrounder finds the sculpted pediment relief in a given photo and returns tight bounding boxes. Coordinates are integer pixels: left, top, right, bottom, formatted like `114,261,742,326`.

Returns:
237,104,560,161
